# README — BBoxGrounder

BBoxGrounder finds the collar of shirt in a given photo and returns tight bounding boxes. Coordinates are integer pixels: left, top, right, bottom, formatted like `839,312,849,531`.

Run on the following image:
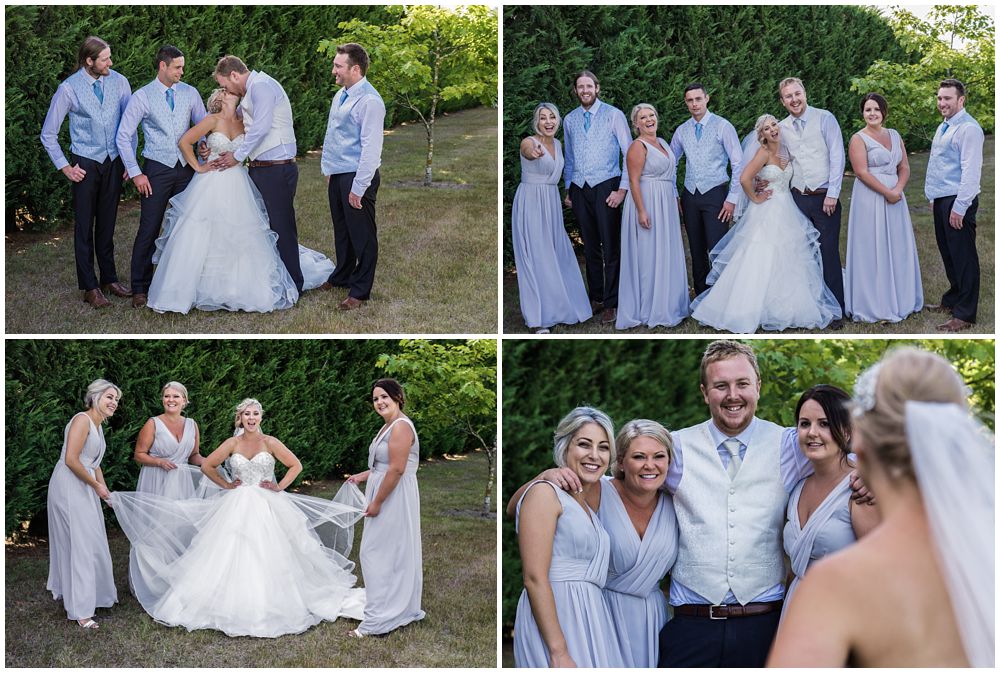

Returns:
944,107,969,125
708,416,757,453
81,68,104,85
343,76,368,99
792,105,813,126
153,78,175,95
580,97,603,117
689,109,714,127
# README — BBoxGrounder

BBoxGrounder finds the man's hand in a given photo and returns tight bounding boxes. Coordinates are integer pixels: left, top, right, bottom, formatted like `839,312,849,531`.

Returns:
717,200,735,223
210,151,238,171
563,194,572,208
606,188,626,208
822,196,838,216
676,197,683,217
326,175,331,186
61,164,87,182
133,174,153,198
849,470,876,506
197,140,210,161
949,210,964,230
348,192,363,210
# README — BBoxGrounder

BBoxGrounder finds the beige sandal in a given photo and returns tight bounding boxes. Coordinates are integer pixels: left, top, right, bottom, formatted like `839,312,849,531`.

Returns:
77,618,99,629
347,628,363,638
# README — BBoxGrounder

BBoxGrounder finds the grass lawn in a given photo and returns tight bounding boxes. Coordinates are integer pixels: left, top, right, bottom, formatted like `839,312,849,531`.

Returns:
503,135,995,335
4,450,497,668
6,107,498,335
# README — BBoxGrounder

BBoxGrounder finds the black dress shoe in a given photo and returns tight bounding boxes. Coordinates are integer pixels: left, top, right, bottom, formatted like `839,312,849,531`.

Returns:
828,318,845,331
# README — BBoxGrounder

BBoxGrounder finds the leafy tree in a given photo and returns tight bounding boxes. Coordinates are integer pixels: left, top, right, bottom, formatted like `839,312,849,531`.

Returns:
377,339,497,514
321,5,498,186
851,5,995,151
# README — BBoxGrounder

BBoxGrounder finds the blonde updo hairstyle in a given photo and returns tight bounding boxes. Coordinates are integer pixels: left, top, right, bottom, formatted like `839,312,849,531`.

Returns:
630,103,657,135
206,87,230,114
233,398,263,431
754,113,780,147
613,419,674,480
552,406,615,470
852,348,968,482
84,379,122,409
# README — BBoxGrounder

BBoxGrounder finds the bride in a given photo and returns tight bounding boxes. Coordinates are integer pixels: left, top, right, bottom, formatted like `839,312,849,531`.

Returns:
147,89,334,314
690,114,842,333
109,398,366,638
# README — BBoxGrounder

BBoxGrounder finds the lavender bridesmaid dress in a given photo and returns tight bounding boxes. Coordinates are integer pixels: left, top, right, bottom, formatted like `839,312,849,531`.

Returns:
510,138,592,329
46,413,117,620
513,480,626,667
845,129,923,322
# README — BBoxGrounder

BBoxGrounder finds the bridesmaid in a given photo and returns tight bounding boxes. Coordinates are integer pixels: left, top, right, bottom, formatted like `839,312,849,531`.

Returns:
845,93,923,322
781,385,880,618
512,407,626,668
46,379,121,629
511,103,592,334
133,381,204,499
616,103,689,330
346,379,425,637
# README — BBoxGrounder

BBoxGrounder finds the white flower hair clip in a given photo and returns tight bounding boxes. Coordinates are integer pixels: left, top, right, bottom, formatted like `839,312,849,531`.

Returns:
852,361,883,418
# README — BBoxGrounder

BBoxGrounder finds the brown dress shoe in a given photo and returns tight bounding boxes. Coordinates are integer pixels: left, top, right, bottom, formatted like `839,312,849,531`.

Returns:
937,317,973,332
101,281,133,297
83,288,111,308
590,299,603,314
924,303,951,314
600,307,617,324
317,281,334,291
132,293,148,308
338,296,364,311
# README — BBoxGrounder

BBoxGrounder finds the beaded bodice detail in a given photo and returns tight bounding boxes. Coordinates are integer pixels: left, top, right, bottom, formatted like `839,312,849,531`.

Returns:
757,163,792,194
206,132,245,161
230,452,275,486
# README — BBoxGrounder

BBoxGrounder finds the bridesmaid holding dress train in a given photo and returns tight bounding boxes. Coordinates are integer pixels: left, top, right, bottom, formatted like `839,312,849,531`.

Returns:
347,378,425,637
46,379,121,629
510,103,592,334
133,381,204,499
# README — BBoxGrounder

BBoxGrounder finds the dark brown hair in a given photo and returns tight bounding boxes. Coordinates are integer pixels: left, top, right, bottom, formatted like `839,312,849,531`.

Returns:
796,385,852,459
77,36,109,69
859,93,888,121
572,69,599,91
214,55,248,78
154,45,183,71
684,82,707,96
337,43,370,76
372,378,405,409
939,78,966,98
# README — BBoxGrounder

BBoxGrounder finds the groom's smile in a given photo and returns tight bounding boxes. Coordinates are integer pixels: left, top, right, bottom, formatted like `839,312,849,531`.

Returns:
701,356,760,436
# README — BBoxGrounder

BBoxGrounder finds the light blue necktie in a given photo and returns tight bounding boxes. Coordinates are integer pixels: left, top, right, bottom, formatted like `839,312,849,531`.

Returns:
340,89,349,106
584,110,591,132
939,121,950,137
166,88,174,111
695,122,703,140
93,80,104,104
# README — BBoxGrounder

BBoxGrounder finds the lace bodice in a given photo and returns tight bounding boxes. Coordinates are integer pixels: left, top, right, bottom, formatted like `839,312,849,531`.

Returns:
206,132,245,161
757,163,793,194
230,452,275,486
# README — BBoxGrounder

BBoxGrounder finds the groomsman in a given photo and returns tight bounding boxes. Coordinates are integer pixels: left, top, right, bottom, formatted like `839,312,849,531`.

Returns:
924,78,984,332
319,42,386,310
116,45,206,308
40,36,134,308
669,83,744,295
562,70,632,324
777,77,846,325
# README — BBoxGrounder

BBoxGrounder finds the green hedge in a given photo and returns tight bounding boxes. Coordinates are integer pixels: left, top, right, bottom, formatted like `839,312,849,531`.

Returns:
500,338,995,633
5,5,478,231
5,339,483,537
502,5,911,266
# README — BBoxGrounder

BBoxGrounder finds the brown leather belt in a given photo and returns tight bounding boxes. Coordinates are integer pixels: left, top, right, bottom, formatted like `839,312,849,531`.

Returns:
791,187,828,197
248,158,297,168
673,600,783,620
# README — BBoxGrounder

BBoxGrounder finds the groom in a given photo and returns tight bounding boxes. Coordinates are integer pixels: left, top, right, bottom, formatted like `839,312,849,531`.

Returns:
116,45,206,308
319,42,386,311
777,77,846,327
211,55,303,292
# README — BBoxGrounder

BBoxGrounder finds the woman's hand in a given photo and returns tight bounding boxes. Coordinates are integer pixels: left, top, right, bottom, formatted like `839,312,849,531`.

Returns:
884,188,903,205
259,480,280,492
94,483,111,501
540,467,582,493
193,161,212,174
550,651,578,668
227,478,242,490
157,458,178,471
346,470,370,485
364,500,382,518
637,208,652,229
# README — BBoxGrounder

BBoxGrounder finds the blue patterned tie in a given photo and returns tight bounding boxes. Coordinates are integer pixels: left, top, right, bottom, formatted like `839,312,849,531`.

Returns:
584,110,591,132
166,88,174,111
93,80,104,104
340,89,349,106
939,121,950,137
695,122,703,140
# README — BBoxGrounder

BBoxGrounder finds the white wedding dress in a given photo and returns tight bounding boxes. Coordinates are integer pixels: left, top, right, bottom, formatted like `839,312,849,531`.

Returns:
690,163,842,333
109,452,366,638
147,132,334,314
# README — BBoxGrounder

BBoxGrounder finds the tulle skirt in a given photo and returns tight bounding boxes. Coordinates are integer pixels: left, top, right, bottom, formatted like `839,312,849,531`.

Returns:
109,481,366,638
